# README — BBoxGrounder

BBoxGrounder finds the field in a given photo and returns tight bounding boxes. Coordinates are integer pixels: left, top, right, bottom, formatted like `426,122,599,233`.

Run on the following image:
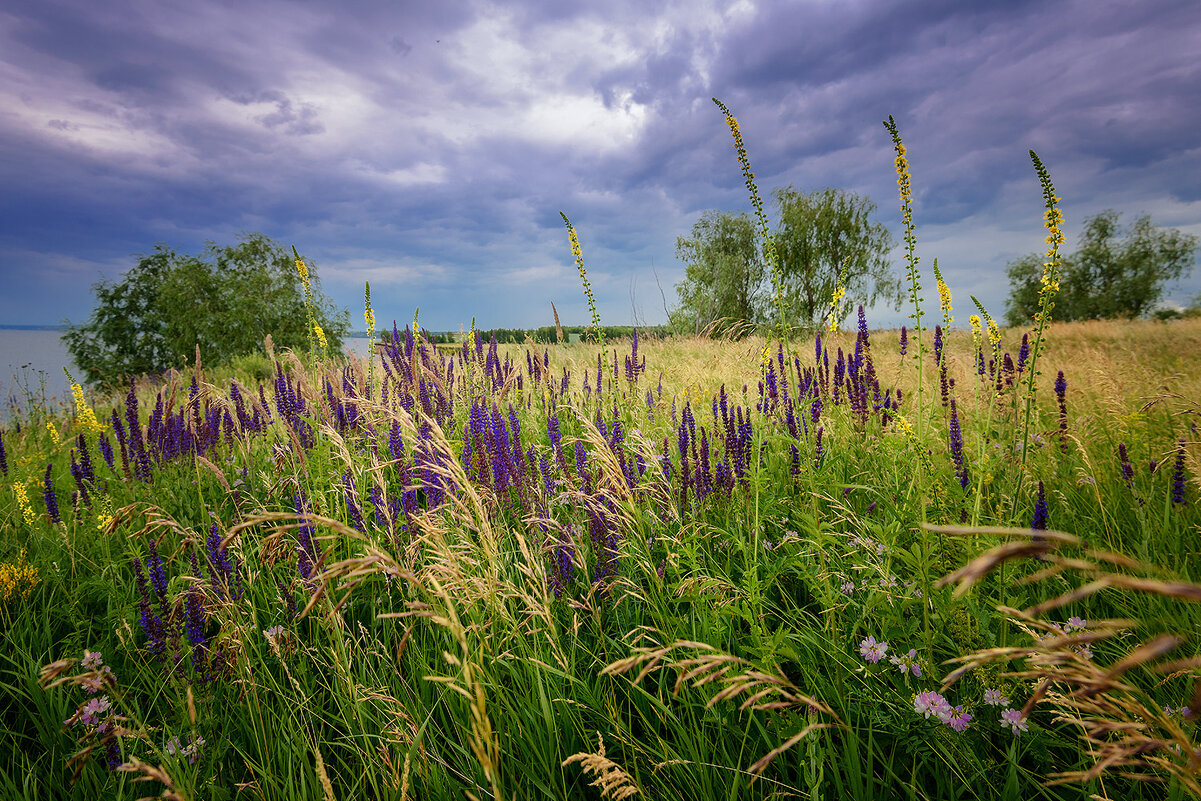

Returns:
1,312,1199,800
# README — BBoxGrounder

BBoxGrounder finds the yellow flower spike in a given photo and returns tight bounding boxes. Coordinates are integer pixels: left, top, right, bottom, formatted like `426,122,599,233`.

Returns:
314,324,328,354
13,483,36,526
45,421,59,442
66,373,104,436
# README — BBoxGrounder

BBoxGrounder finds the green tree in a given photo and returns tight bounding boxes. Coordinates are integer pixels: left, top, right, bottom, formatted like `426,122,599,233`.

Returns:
772,186,901,328
64,233,349,386
670,211,765,335
669,189,899,335
1005,211,1198,325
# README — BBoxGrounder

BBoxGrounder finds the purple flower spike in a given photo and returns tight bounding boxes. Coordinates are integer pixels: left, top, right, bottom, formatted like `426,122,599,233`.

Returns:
43,463,61,523
1031,480,1049,532
1171,439,1187,505
899,325,908,356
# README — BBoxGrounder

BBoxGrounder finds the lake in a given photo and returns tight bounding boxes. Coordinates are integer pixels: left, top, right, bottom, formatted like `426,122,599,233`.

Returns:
0,329,375,417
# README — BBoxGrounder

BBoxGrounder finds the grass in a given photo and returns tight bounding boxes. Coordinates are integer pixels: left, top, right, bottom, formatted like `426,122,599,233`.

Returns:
0,111,1198,800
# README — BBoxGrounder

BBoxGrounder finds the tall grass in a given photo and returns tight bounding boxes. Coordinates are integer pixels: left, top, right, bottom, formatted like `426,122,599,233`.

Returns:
0,113,1198,801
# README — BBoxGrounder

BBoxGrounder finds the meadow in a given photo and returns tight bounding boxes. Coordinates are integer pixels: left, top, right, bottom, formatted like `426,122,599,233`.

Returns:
1,110,1199,800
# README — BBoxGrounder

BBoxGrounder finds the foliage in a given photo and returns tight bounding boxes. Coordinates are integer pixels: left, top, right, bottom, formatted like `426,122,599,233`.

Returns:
670,189,900,336
669,210,766,335
1005,210,1197,325
773,186,901,329
64,233,349,386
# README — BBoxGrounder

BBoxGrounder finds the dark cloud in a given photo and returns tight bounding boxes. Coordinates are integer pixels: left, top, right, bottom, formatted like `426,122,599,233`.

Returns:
0,0,1198,330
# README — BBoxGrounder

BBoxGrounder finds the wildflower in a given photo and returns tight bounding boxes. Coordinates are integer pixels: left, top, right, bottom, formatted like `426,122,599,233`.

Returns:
1118,442,1134,488
13,483,37,525
560,212,603,345
1000,707,1029,735
915,691,951,721
96,513,112,532
314,323,328,354
0,429,7,475
1065,616,1086,631
947,706,973,732
949,399,968,490
81,650,104,670
899,325,908,356
68,376,105,435
1055,371,1068,452
889,648,922,677
43,463,60,524
859,635,888,664
46,420,59,442
933,259,953,328
0,549,39,604
78,695,112,726
1017,333,1030,371
983,688,1010,707
263,625,286,657
1031,480,1048,531
841,580,855,595
1171,439,1187,505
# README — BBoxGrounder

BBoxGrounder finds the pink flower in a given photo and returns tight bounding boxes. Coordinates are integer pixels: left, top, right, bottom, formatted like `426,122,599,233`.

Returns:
1001,707,1029,734
78,695,111,725
915,691,950,720
889,648,922,677
948,705,973,732
859,635,888,664
983,688,1009,707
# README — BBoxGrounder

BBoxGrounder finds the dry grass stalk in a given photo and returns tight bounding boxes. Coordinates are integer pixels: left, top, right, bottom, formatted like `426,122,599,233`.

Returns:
603,638,841,780
562,733,641,800
936,525,1201,794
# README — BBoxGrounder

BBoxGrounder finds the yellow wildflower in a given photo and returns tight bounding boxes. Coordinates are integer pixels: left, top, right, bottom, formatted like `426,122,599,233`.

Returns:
69,380,104,435
97,513,113,532
314,324,328,354
987,319,1001,348
46,421,59,442
295,256,309,282
13,483,36,526
0,550,39,604
828,285,847,332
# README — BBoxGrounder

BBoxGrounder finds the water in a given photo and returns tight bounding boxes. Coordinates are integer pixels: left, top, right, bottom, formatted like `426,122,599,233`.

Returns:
0,329,375,418
0,329,78,414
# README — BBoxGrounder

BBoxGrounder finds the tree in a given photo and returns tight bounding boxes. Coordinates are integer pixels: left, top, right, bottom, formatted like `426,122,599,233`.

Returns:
669,211,765,335
1005,211,1198,325
669,188,899,335
64,233,349,386
772,186,901,328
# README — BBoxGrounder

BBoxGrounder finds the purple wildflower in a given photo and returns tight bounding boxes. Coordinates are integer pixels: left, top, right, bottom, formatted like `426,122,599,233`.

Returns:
1031,480,1048,531
859,635,888,664
947,706,973,732
1118,442,1134,488
1000,707,1029,735
899,325,908,356
888,648,922,677
1017,333,1030,371
1171,439,1187,505
1055,371,1068,453
43,463,60,523
949,399,968,490
983,688,1010,707
0,429,7,475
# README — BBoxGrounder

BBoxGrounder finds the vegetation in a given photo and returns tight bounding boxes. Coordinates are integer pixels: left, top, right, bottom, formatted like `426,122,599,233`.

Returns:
1,107,1199,801
64,233,349,387
1005,210,1197,325
670,188,899,336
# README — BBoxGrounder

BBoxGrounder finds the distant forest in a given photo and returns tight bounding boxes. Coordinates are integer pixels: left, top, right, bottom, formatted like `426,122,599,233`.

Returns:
380,324,673,345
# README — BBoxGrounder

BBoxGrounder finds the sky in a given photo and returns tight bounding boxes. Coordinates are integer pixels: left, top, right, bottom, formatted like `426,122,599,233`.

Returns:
1,0,1199,333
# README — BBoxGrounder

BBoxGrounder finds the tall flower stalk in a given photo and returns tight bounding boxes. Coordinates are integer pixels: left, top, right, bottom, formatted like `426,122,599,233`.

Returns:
1015,152,1064,503
560,212,603,348
712,98,788,347
884,117,924,444
364,282,376,396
